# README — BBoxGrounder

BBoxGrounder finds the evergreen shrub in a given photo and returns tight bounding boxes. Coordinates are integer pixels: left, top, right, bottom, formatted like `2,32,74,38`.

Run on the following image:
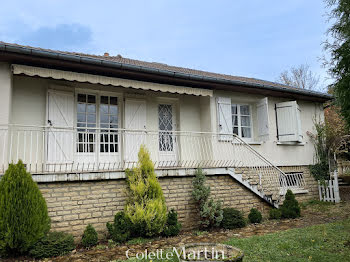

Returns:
192,169,223,228
163,209,181,237
0,161,50,256
81,224,98,248
29,231,74,258
124,145,167,237
107,211,132,243
221,208,246,229
248,208,262,223
280,189,301,219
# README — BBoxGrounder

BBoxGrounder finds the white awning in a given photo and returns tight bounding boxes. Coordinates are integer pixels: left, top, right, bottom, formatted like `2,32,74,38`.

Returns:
12,64,213,97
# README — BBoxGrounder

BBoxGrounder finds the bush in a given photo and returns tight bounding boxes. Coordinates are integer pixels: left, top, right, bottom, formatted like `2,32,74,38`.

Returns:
280,189,301,219
81,224,98,248
125,146,167,237
269,208,282,220
221,208,246,229
308,121,330,181
107,211,132,243
29,231,75,258
0,161,50,256
248,208,262,223
309,161,329,181
163,209,182,237
192,169,223,229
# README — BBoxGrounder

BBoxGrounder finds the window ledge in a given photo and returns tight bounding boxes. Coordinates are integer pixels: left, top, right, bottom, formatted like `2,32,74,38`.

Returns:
232,141,262,145
276,141,306,146
247,141,263,145
280,188,309,195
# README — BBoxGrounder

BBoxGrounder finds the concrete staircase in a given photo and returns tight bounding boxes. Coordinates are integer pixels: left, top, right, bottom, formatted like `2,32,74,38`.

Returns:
226,168,280,208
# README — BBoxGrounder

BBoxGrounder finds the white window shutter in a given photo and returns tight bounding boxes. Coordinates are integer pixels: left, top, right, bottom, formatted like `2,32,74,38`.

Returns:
47,90,74,163
296,103,303,142
217,97,233,141
257,97,269,141
275,101,303,142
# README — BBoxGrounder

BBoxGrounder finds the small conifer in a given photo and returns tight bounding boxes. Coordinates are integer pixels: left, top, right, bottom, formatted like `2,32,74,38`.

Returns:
0,161,50,255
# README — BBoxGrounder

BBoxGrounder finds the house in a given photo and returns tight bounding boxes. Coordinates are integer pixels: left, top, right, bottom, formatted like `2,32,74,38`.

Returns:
0,42,331,236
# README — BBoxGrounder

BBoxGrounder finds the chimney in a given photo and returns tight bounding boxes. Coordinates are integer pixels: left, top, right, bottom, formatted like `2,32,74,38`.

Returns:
104,52,109,57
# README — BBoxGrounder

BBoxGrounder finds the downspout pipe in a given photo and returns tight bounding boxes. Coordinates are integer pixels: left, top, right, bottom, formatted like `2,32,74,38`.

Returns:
0,42,332,100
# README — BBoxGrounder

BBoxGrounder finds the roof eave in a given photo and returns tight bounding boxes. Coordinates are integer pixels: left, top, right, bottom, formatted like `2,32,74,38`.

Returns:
0,42,332,102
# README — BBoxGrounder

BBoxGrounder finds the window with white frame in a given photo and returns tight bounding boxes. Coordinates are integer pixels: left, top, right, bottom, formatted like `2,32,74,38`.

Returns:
158,104,174,151
100,96,119,153
231,104,252,138
77,94,97,153
76,93,119,153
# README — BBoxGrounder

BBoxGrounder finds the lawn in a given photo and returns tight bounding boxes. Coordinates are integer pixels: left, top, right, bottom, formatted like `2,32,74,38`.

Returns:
123,218,350,262
226,218,350,262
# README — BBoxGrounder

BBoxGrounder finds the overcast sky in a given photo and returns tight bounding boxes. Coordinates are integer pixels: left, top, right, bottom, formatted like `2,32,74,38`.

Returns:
0,0,331,90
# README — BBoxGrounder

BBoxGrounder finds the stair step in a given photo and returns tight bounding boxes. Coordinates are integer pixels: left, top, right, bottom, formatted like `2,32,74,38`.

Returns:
272,196,278,201
228,168,280,208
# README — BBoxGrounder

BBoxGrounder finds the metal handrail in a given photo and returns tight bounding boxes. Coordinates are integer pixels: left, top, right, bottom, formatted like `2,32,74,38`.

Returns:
0,125,295,200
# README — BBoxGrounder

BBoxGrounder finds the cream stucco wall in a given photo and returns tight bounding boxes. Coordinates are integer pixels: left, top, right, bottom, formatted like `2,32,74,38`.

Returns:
9,76,206,166
8,75,324,168
212,90,324,166
0,63,12,126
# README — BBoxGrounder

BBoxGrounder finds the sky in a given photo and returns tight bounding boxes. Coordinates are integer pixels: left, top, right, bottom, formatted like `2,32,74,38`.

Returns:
0,0,332,90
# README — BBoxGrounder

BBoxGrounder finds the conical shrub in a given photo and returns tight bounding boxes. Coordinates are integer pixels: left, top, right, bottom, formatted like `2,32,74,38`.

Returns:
0,161,50,256
125,145,167,237
163,209,181,237
81,224,98,248
280,189,301,219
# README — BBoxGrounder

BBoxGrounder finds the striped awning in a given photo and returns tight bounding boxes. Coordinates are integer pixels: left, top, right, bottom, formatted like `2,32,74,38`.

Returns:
12,64,213,97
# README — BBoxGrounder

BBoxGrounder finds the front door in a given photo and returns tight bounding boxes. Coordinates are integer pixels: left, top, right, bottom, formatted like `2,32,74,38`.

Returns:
47,90,74,165
124,99,146,164
158,104,177,166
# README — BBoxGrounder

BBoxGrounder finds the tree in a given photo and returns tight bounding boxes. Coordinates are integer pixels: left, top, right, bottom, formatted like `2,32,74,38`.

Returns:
124,145,167,237
0,161,50,256
324,0,350,128
192,169,223,229
324,104,347,149
278,64,320,90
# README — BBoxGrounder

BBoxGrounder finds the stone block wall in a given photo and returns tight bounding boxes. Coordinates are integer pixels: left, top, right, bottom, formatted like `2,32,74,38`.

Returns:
38,165,317,239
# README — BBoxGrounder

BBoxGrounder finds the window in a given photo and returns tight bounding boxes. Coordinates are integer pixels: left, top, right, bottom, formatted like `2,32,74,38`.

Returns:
77,94,96,153
232,104,252,138
158,104,174,151
100,96,118,153
76,93,118,153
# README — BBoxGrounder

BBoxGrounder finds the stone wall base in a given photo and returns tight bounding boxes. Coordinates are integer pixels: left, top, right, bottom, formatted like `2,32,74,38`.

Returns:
38,166,318,239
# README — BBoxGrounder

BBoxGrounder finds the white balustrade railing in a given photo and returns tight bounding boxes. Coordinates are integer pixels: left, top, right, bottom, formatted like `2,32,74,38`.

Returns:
280,172,306,189
0,125,291,199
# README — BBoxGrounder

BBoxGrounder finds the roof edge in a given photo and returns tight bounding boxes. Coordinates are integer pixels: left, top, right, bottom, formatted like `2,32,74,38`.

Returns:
0,42,332,101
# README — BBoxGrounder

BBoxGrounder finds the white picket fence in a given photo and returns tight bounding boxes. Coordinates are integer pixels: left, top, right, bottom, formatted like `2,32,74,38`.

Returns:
318,171,340,203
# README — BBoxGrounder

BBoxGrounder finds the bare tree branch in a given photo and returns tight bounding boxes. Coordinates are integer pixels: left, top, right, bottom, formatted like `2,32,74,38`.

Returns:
277,64,320,90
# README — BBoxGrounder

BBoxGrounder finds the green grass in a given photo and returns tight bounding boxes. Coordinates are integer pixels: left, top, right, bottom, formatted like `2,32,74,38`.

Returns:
226,218,350,262
122,219,350,261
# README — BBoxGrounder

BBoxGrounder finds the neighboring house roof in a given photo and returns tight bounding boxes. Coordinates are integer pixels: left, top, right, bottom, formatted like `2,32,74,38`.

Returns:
0,41,332,101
